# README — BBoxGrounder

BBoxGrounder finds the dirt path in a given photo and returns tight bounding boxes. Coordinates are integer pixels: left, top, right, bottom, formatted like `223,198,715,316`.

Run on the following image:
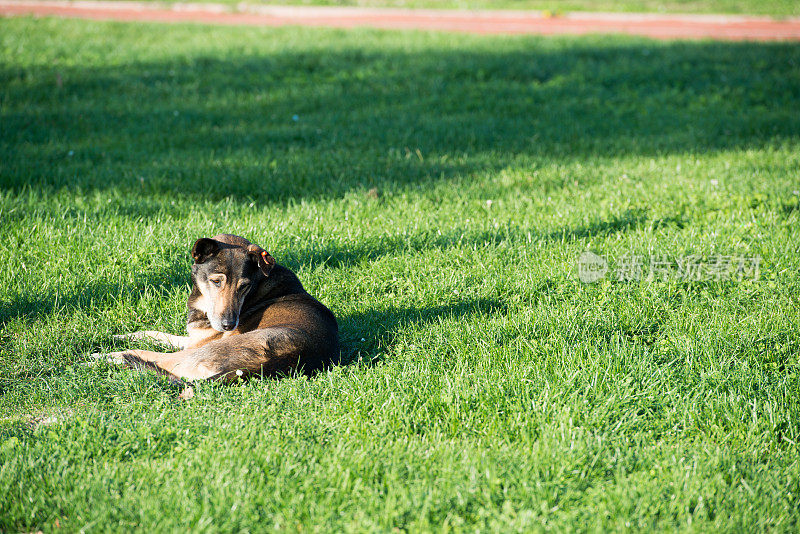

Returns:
2,0,799,40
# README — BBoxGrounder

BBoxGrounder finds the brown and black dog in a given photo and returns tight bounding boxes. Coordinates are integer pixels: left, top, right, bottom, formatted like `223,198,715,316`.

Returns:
92,234,339,385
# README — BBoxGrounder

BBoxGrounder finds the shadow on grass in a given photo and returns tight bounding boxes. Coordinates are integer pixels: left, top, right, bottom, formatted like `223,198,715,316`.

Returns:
281,206,663,270
0,253,191,324
337,298,504,366
1,35,798,204
0,205,661,325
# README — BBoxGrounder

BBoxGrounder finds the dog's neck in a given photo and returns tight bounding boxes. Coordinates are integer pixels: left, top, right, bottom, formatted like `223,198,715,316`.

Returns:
252,263,307,301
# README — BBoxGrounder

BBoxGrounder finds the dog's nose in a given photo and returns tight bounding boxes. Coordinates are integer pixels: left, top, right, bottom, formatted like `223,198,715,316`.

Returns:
221,320,237,331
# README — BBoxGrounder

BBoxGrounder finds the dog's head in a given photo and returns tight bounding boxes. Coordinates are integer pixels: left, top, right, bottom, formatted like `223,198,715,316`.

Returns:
190,234,275,332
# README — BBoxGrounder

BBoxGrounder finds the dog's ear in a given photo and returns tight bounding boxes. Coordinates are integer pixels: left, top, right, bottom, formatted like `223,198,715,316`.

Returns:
191,238,220,264
247,244,275,276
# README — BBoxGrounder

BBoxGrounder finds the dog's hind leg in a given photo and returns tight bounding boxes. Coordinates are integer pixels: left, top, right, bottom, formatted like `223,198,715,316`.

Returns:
88,349,186,381
174,327,316,382
113,331,189,350
93,327,324,382
91,347,224,381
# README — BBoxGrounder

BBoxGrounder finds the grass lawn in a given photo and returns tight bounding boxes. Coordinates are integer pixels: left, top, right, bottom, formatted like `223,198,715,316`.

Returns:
1,16,799,532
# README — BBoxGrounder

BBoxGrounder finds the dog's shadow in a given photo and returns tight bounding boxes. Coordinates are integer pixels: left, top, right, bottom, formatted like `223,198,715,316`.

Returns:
335,298,504,367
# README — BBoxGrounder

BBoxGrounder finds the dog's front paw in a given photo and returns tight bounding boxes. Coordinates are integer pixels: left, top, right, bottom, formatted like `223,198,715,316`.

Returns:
113,332,143,343
87,351,126,366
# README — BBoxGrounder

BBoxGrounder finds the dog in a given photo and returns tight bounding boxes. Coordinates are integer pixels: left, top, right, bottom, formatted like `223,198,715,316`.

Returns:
91,234,339,388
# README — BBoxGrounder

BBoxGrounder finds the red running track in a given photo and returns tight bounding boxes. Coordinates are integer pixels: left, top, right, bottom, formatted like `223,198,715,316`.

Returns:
1,0,799,40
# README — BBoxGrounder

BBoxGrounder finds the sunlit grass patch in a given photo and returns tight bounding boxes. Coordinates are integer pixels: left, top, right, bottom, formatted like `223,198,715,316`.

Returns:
1,17,799,532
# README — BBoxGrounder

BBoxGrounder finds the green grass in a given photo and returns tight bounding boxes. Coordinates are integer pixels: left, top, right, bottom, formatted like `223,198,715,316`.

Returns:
1,16,800,532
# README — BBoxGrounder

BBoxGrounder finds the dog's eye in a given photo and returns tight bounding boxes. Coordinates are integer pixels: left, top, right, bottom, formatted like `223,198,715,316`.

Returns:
210,279,222,287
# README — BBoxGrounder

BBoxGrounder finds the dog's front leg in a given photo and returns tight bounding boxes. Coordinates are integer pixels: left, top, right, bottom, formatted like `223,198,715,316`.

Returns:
113,331,189,350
